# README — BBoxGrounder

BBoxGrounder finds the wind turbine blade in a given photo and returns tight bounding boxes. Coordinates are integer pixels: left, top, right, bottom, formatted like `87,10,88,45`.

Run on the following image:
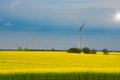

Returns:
79,22,86,32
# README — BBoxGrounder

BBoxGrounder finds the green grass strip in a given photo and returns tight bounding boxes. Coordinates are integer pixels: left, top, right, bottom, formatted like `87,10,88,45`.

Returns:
0,72,120,80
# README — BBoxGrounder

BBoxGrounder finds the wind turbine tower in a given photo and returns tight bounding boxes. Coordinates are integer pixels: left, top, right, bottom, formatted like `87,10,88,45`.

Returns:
78,22,86,49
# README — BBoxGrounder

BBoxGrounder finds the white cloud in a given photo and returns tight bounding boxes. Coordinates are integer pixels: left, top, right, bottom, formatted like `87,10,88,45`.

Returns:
10,0,22,8
5,22,13,26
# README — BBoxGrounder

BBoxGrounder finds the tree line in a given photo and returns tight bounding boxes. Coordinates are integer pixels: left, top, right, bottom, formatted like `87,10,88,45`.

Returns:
67,47,109,55
16,46,115,55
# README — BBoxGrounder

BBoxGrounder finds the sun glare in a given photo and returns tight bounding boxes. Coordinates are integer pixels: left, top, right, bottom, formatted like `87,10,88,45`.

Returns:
114,11,120,22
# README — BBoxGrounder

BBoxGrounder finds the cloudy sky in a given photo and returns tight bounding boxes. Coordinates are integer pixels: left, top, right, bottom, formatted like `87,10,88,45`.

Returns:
0,0,120,50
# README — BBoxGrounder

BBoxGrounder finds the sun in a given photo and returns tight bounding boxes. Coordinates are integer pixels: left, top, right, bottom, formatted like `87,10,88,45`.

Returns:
114,11,120,22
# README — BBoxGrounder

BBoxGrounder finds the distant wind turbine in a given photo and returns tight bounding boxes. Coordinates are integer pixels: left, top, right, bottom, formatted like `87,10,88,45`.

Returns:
78,22,86,49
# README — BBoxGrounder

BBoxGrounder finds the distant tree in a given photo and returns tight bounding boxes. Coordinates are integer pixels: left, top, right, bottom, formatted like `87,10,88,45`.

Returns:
67,47,81,53
17,46,23,51
82,47,91,54
103,48,109,55
41,49,44,51
52,48,54,51
91,49,96,54
24,47,28,51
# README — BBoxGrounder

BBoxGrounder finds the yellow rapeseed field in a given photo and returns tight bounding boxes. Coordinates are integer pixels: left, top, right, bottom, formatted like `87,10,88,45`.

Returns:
0,51,120,73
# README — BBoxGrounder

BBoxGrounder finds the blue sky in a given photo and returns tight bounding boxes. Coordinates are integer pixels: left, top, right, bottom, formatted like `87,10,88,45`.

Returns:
0,0,120,50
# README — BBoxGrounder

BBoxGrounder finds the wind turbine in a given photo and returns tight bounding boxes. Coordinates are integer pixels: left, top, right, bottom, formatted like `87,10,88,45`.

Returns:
78,22,86,49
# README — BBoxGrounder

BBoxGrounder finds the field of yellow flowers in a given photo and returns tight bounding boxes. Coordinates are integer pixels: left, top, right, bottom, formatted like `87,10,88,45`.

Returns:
0,51,120,74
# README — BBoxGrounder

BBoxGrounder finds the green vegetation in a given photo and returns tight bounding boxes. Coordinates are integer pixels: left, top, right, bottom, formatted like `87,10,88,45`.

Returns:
67,47,110,55
82,47,91,54
17,46,23,51
24,47,29,51
17,46,29,51
103,48,109,55
67,47,81,53
0,72,120,80
91,49,97,54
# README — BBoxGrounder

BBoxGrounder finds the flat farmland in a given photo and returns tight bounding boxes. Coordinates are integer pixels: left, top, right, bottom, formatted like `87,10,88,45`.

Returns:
0,51,120,73
0,51,120,80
